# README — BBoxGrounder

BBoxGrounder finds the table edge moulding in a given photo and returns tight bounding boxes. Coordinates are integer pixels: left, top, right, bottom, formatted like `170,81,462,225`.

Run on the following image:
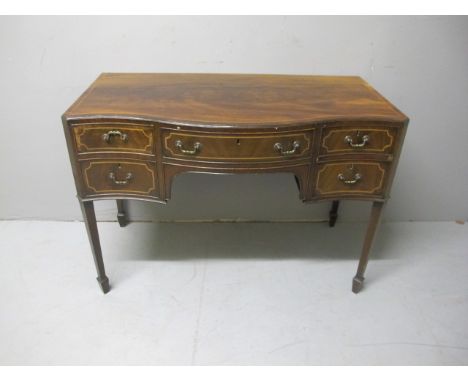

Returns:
62,73,409,294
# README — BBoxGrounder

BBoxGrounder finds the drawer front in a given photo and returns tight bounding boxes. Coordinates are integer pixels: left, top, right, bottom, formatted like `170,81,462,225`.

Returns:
80,160,157,196
321,127,396,155
73,124,155,154
163,131,313,161
315,162,387,197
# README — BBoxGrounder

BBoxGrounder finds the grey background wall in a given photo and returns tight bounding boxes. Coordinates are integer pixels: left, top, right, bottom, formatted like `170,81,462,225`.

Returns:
0,16,467,222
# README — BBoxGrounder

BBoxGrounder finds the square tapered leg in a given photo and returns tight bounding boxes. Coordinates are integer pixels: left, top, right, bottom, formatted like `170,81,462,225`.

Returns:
80,200,110,294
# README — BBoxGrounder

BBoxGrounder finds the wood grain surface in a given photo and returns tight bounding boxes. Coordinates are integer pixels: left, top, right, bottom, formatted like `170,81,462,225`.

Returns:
64,73,407,126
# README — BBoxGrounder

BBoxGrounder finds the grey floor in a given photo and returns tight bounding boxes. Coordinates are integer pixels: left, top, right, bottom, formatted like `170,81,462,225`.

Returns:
0,220,467,365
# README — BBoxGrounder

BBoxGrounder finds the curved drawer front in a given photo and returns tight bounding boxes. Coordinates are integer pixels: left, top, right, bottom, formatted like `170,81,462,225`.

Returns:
321,127,396,155
315,162,387,197
162,131,313,161
73,124,155,155
80,160,157,196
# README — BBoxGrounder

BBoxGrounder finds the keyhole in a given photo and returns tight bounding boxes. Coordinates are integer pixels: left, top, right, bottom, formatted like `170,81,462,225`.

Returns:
236,139,241,146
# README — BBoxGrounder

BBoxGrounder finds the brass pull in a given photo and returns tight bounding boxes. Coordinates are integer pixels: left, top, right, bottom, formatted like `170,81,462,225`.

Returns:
344,134,369,148
109,171,133,185
274,141,301,155
338,172,362,184
175,140,202,155
102,130,128,143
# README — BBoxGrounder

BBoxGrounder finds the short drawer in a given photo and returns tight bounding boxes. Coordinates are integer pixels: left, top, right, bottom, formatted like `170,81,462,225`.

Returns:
73,124,155,155
162,131,313,161
80,159,158,196
321,127,396,155
315,161,388,197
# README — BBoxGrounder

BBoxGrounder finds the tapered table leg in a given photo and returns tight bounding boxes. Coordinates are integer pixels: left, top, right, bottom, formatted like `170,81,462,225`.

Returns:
80,200,110,294
329,200,340,227
352,201,385,293
116,199,128,227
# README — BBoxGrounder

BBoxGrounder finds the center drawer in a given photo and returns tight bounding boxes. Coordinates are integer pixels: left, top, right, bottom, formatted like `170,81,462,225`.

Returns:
162,130,313,161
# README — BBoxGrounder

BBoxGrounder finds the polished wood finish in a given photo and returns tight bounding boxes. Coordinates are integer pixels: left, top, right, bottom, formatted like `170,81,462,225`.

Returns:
320,126,396,155
80,159,158,198
315,162,388,198
74,123,155,155
65,73,407,125
63,73,408,294
162,129,313,162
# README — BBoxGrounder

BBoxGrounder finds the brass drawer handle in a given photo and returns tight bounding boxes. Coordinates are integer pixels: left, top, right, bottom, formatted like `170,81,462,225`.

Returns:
175,140,202,155
274,141,300,155
344,134,369,148
338,172,362,184
109,171,133,185
102,130,128,143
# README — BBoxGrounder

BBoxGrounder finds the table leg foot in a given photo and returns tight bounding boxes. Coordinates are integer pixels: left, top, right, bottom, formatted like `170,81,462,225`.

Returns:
80,200,111,294
117,213,127,227
116,200,128,227
352,275,365,293
97,276,110,294
328,200,339,227
352,201,385,294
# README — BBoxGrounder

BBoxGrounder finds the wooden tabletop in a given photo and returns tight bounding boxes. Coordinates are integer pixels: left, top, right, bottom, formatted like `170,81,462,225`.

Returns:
64,73,407,126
